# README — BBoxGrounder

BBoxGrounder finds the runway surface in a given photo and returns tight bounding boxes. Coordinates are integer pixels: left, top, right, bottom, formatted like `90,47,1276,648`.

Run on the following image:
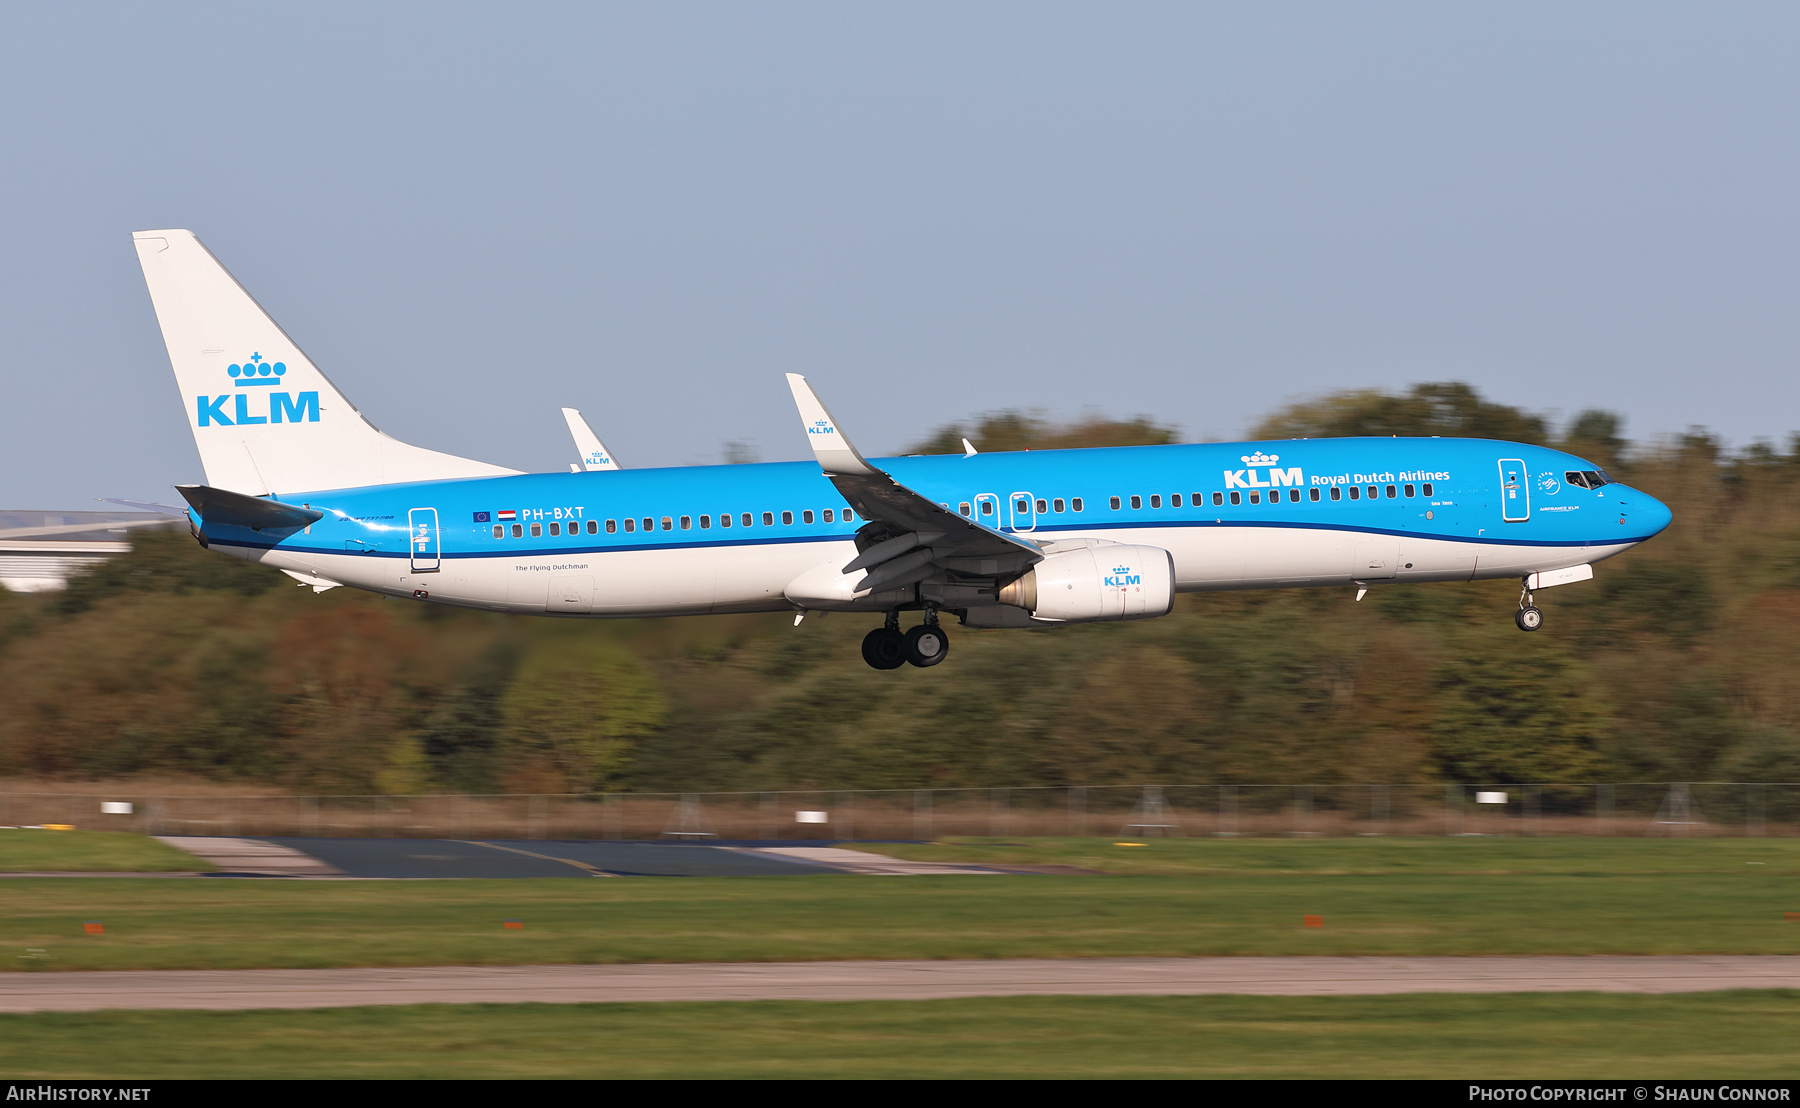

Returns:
151,838,1001,878
4,957,1797,1012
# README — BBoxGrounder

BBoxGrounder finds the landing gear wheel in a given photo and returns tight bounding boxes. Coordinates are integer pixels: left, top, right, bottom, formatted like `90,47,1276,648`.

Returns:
1515,606,1544,632
861,627,906,670
903,624,950,668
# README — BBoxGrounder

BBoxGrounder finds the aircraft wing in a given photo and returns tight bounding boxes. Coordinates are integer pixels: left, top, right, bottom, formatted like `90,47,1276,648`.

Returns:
561,408,622,471
784,375,1041,591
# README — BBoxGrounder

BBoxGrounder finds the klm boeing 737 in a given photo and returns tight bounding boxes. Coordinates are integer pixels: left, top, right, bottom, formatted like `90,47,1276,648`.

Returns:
133,229,1673,670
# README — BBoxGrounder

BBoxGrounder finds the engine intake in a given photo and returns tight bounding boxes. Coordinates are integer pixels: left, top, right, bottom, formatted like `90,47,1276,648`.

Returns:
996,544,1175,622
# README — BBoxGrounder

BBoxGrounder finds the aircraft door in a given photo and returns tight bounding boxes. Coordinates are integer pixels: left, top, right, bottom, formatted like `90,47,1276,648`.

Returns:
1498,459,1529,522
1007,491,1037,533
973,493,1001,528
408,507,440,572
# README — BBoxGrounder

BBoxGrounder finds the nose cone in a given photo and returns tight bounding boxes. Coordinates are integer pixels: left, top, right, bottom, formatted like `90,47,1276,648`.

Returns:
1630,489,1673,538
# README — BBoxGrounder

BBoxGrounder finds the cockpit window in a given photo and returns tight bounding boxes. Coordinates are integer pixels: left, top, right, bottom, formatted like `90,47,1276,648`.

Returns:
1565,470,1613,490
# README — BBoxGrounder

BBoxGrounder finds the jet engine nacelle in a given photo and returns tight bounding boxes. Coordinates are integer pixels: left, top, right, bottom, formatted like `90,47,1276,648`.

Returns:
995,544,1175,623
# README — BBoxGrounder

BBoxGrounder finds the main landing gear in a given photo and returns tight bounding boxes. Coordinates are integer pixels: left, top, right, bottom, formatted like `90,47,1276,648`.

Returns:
1515,580,1544,632
861,611,950,670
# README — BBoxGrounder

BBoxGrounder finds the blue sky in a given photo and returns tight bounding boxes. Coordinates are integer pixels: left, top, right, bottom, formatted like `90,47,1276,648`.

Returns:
3,3,1798,507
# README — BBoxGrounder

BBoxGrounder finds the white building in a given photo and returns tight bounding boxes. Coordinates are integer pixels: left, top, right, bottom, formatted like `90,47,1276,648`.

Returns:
0,510,184,592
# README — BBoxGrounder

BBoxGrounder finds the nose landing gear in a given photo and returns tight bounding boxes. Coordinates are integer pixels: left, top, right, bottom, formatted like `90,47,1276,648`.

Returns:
1515,580,1544,632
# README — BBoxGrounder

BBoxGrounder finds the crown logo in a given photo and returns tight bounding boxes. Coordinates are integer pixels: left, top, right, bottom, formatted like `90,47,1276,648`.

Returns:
227,352,287,387
1241,451,1279,465
1112,565,1131,574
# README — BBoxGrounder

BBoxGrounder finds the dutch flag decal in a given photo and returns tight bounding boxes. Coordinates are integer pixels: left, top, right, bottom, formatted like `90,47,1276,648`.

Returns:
496,510,517,521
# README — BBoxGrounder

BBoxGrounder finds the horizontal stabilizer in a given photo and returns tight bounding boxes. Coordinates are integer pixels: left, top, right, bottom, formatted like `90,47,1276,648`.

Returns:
177,484,324,532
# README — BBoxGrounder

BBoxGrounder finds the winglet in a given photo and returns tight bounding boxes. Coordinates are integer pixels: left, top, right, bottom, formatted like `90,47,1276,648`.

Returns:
784,374,878,477
561,408,622,471
962,438,978,458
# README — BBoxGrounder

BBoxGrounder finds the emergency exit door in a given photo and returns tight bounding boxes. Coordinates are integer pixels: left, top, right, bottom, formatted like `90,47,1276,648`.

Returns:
408,507,440,571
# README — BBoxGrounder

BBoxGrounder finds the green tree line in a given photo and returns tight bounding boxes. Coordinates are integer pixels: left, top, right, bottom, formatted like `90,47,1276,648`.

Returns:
2,383,1797,795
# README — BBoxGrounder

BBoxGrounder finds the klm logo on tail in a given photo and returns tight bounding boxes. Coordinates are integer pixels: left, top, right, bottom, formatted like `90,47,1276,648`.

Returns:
196,354,318,427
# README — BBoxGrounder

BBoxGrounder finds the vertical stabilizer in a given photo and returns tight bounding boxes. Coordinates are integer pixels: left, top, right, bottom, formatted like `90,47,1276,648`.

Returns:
132,230,519,495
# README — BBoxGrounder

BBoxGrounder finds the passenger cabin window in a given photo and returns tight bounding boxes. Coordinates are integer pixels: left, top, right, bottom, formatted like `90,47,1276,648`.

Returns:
1289,489,1300,502
1348,486,1360,500
1212,492,1223,506
1309,488,1320,502
960,502,972,516
1149,494,1161,508
642,517,653,532
512,523,523,537
699,515,710,529
1249,492,1260,504
1035,499,1047,513
1230,491,1241,505
1053,498,1065,512
1072,498,1083,511
679,516,691,530
549,522,560,536
623,518,635,532
606,520,617,533
1110,497,1121,510
1422,483,1434,497
1404,484,1415,498
1367,486,1378,500
823,509,834,522
763,511,774,526
803,510,814,524
493,525,503,539
743,513,753,527
781,511,793,525
659,516,672,531
1171,494,1182,508
1386,485,1396,499
719,513,730,528
1130,495,1142,510
587,519,598,534
1330,487,1341,501
531,523,543,537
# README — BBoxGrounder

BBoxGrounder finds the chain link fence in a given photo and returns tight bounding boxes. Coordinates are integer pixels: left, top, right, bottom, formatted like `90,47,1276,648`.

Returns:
2,782,1796,840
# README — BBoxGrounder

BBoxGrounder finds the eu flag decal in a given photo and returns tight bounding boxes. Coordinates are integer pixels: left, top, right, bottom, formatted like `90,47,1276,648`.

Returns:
473,511,491,523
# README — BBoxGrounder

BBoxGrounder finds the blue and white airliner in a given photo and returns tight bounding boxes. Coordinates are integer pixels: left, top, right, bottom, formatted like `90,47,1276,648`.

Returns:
132,229,1673,670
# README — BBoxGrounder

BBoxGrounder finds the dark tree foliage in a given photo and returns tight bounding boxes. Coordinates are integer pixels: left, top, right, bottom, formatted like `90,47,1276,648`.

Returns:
1252,382,1551,444
53,527,283,616
910,411,1178,455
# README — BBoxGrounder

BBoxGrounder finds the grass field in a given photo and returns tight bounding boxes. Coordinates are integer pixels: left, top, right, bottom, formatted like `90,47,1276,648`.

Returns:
3,837,1799,970
0,829,207,873
4,992,1799,1078
858,835,1800,875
